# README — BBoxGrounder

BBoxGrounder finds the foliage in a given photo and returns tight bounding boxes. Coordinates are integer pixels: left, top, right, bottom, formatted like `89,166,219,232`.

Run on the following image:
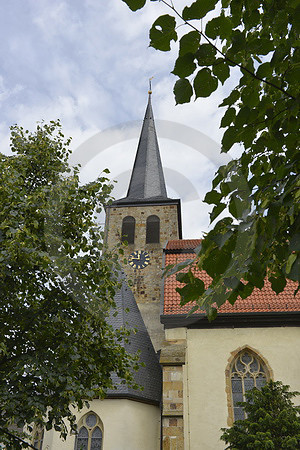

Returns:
220,380,300,449
0,121,138,448
122,0,300,317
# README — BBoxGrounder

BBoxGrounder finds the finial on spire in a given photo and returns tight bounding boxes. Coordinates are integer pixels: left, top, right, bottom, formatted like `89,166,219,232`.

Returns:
148,76,154,94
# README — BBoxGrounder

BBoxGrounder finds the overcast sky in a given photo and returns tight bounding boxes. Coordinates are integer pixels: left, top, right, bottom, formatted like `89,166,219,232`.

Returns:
0,0,237,238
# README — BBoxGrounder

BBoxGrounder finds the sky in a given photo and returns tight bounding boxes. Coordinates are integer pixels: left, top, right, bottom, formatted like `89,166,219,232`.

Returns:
0,0,237,238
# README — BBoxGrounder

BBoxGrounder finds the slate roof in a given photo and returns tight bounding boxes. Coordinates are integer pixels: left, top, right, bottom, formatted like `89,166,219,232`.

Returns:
163,240,300,316
113,93,170,204
106,274,161,405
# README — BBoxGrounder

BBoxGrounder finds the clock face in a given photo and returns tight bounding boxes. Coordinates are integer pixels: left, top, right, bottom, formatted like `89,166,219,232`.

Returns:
128,250,150,269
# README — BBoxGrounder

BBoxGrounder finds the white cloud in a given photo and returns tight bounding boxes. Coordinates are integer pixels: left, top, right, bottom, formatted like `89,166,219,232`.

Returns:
0,0,237,238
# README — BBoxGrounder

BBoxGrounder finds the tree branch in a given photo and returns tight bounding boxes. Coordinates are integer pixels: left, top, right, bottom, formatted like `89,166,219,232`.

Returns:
0,427,37,450
160,0,296,100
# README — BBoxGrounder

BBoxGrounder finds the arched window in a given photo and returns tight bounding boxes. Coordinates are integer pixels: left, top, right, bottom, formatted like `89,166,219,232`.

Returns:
76,426,88,450
146,215,160,243
74,412,103,450
121,216,135,244
229,348,271,422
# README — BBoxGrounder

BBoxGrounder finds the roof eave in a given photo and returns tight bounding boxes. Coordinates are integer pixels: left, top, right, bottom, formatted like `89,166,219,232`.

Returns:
105,392,161,406
109,197,180,206
161,311,300,329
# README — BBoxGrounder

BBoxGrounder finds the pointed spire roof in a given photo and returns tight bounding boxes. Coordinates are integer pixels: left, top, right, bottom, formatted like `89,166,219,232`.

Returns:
115,93,169,204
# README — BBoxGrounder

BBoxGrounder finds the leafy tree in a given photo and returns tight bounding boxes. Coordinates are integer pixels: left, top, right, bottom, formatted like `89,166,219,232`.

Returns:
121,0,300,318
220,380,300,449
0,121,137,449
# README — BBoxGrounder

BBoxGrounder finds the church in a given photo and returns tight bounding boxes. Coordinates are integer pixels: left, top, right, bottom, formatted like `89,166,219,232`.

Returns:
36,94,300,449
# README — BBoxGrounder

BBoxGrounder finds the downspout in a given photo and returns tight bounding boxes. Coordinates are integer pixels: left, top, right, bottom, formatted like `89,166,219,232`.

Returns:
185,330,191,449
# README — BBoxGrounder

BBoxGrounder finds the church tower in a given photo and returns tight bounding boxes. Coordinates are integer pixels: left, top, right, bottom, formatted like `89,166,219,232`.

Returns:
105,92,182,350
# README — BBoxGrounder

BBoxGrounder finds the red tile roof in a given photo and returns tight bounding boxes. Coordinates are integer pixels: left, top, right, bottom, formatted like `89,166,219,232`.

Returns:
166,239,202,250
163,240,300,315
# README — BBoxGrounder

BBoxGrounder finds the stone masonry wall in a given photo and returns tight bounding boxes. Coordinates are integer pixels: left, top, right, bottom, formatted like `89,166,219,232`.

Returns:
105,203,180,350
162,416,184,450
160,343,186,450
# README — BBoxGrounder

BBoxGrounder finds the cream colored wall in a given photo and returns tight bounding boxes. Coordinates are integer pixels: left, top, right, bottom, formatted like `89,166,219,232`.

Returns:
166,326,300,450
41,399,160,450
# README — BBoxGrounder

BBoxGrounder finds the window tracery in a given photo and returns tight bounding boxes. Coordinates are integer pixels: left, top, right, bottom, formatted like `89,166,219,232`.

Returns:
74,412,103,450
230,349,269,421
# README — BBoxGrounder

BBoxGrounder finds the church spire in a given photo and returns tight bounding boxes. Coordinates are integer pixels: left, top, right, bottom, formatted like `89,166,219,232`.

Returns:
124,91,168,201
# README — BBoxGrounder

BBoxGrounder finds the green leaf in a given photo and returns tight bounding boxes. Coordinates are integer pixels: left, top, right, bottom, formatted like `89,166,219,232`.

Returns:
256,62,272,79
177,277,205,305
173,78,193,104
230,30,246,53
241,85,260,108
291,4,300,32
243,8,260,29
210,203,226,223
164,259,194,277
121,0,146,11
220,107,236,128
289,234,300,252
229,196,248,219
255,38,274,55
220,182,231,195
235,106,251,127
203,246,231,277
219,90,240,107
172,53,197,78
204,190,222,205
271,45,289,67
179,31,200,56
205,15,232,40
212,59,230,84
149,14,177,51
207,306,218,322
286,253,297,274
211,230,233,248
269,275,287,294
285,66,300,83
194,68,218,98
289,255,300,282
221,126,237,152
195,44,216,66
239,282,255,299
176,271,192,283
182,0,218,20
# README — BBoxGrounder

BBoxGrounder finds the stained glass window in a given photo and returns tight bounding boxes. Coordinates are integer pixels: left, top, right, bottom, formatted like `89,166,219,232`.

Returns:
75,427,88,450
231,350,268,421
86,413,97,428
91,427,103,450
74,413,103,450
